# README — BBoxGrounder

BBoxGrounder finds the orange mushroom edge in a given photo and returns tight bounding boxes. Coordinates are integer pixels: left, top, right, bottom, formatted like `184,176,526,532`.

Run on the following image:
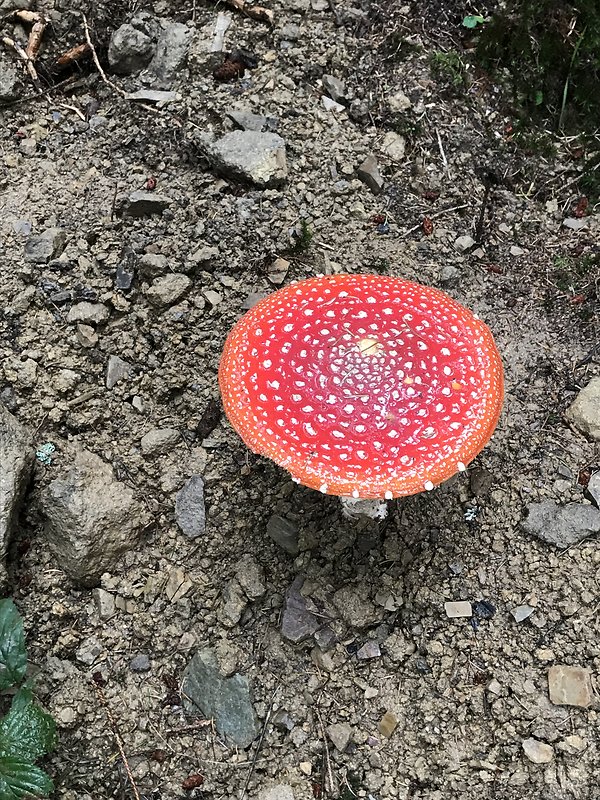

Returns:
218,274,504,500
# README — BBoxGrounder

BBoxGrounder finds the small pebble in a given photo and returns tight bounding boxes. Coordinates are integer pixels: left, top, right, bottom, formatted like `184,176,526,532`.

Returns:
548,665,593,707
378,711,398,738
130,654,151,672
511,605,535,623
522,737,554,764
444,601,472,618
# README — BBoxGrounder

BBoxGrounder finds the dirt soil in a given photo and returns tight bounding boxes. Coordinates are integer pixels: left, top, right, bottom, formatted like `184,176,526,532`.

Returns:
1,0,599,798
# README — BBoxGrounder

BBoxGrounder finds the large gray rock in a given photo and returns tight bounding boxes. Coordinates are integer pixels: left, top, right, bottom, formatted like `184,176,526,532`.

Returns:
25,228,66,264
108,24,155,75
0,407,34,586
202,131,288,187
184,649,259,748
40,448,147,586
565,378,600,440
175,476,205,539
523,500,600,549
147,22,193,88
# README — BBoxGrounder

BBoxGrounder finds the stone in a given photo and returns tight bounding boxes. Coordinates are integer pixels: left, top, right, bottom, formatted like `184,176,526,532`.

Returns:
357,641,381,659
380,131,406,162
175,476,205,539
311,646,334,672
0,406,33,586
388,89,412,113
281,576,320,643
565,378,600,440
266,514,299,555
218,578,248,627
0,57,20,100
203,290,222,306
226,108,270,132
522,500,600,548
40,447,147,586
548,665,593,707
439,265,461,286
106,355,133,390
108,24,154,75
235,554,266,600
147,22,193,88
322,96,345,112
267,257,290,285
76,636,103,666
333,585,380,628
125,89,178,104
384,631,415,663
130,654,151,672
522,738,554,764
586,471,600,509
67,302,109,325
92,588,115,620
184,648,259,748
141,428,180,456
146,274,191,307
139,253,168,279
357,155,384,194
511,605,535,623
445,600,472,618
557,735,587,755
25,228,66,264
258,786,295,800
322,74,346,103
327,722,352,752
202,131,288,187
76,324,98,347
510,245,526,256
378,711,399,738
562,217,587,230
454,235,476,252
122,191,171,217
3,358,37,389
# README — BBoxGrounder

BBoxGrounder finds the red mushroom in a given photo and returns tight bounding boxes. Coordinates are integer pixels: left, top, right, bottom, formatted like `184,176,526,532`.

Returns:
219,274,503,499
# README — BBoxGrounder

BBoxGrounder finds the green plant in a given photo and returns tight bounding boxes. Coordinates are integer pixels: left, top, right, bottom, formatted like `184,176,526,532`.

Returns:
463,14,486,29
474,0,600,131
0,599,56,799
430,50,467,88
292,218,313,253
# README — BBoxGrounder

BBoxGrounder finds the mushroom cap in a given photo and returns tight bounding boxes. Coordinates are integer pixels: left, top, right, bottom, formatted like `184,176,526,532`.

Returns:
219,274,503,498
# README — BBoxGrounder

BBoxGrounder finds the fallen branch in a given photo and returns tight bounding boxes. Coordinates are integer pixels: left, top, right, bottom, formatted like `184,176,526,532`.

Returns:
54,42,91,70
25,15,46,60
81,12,127,98
1,34,39,84
223,0,273,25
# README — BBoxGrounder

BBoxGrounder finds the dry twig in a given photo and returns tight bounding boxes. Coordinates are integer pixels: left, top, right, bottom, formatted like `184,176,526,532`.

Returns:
81,12,127,98
54,42,91,70
91,679,142,800
240,687,278,800
1,34,39,84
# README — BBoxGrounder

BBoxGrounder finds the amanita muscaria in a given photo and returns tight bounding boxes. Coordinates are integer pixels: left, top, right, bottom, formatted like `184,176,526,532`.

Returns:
219,274,503,500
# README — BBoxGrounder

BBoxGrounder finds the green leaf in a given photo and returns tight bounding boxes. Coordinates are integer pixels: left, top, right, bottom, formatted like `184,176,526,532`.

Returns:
535,89,544,105
463,14,485,28
0,600,27,691
0,687,56,762
0,757,53,799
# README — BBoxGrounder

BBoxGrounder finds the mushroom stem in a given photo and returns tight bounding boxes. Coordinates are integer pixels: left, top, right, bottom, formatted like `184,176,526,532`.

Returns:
340,496,388,521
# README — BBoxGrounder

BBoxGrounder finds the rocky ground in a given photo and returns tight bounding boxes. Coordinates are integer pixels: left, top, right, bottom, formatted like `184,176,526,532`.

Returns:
1,0,599,798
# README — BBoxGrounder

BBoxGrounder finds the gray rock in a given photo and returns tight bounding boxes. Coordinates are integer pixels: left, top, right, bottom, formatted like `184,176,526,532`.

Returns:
384,631,415,663
387,89,412,113
202,131,288,187
357,155,384,194
218,578,248,627
106,355,133,390
187,245,220,271
380,132,406,162
322,96,345,112
0,57,20,101
139,253,168,279
454,235,476,252
122,191,171,217
126,89,178,104
141,427,180,456
0,406,34,586
333,585,380,628
236,554,266,600
67,302,109,325
523,500,600,548
357,641,381,659
175,476,205,539
184,648,259,748
281,576,320,643
40,447,147,586
226,108,272,132
281,22,300,40
585,471,600,509
147,22,193,88
108,24,154,75
267,514,299,555
548,665,593,708
565,378,600,440
146,273,191,307
511,605,535,623
522,738,554,764
130,653,151,672
562,217,588,230
322,74,346,103
92,588,115,620
510,245,526,256
0,0,32,11
25,228,66,264
258,786,295,800
439,265,461,286
327,722,352,752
